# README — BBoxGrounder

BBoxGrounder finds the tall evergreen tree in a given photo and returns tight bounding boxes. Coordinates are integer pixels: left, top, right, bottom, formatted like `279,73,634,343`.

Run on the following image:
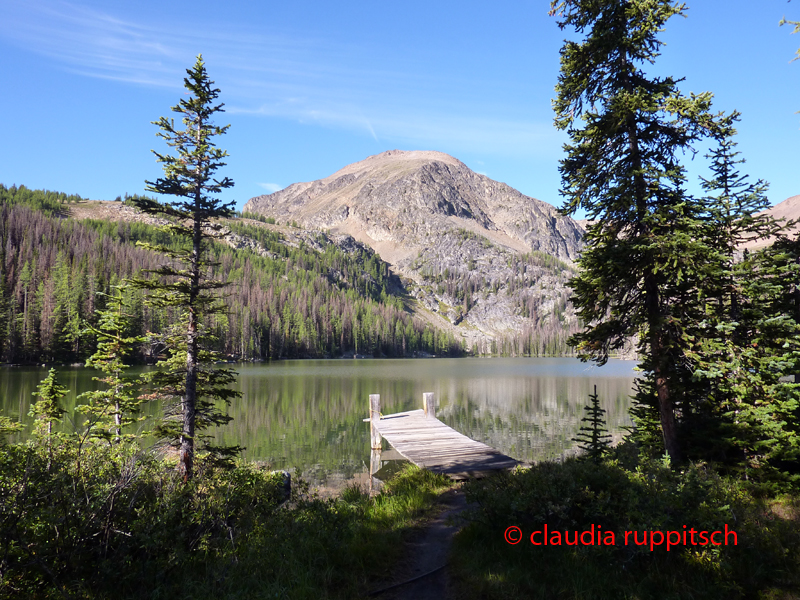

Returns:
680,118,794,469
132,55,239,480
550,0,718,461
720,237,800,479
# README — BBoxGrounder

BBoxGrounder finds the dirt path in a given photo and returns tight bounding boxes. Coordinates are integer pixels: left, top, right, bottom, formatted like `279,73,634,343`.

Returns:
368,487,469,600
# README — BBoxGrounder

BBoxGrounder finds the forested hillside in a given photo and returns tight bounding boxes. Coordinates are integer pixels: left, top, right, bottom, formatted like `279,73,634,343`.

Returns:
0,184,464,363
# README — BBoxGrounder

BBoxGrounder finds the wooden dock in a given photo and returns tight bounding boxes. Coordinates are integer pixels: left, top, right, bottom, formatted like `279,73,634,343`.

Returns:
367,393,518,480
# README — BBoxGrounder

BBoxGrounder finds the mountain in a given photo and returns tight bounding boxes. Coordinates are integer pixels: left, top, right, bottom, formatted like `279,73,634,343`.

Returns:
763,194,800,223
244,150,585,352
741,194,800,250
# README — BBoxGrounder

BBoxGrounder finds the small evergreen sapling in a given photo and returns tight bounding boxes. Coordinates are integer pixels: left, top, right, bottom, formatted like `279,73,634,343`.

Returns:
30,368,68,468
78,287,145,443
573,385,612,464
30,368,67,438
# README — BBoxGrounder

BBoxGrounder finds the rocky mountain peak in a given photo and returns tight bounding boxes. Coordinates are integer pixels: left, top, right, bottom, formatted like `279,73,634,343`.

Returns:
245,150,582,261
243,150,584,345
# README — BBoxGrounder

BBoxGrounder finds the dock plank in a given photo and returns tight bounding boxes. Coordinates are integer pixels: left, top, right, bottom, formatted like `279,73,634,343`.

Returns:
373,409,517,478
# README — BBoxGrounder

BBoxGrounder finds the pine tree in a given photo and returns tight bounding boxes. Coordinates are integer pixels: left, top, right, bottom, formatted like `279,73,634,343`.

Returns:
679,116,793,467
78,287,145,443
573,385,612,464
30,368,68,468
714,237,800,480
30,368,67,438
550,0,719,462
131,55,240,480
698,114,777,280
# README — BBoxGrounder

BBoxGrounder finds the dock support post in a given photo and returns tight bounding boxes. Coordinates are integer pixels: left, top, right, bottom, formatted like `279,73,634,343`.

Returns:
369,394,382,449
369,394,382,495
423,392,436,418
369,447,381,496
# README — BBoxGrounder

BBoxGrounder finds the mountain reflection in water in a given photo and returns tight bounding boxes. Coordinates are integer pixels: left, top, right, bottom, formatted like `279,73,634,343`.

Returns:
0,358,637,491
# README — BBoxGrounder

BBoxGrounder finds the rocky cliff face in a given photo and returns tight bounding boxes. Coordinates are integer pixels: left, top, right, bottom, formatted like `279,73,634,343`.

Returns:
244,150,584,349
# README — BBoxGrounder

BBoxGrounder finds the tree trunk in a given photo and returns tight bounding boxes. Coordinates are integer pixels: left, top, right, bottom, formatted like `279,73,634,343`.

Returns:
647,274,680,462
179,197,203,481
623,61,680,462
655,364,680,462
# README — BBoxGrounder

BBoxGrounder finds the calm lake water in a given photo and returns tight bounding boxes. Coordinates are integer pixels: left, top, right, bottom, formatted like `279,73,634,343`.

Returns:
1,358,637,489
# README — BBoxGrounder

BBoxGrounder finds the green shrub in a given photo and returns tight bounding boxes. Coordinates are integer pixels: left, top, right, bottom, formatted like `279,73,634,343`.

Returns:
452,457,800,599
0,437,454,599
0,436,290,598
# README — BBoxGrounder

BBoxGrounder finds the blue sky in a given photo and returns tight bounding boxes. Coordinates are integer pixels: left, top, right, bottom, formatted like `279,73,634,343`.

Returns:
1,0,798,217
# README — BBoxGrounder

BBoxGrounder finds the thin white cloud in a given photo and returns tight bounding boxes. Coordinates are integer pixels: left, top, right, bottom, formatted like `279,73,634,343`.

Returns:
1,1,184,87
364,119,379,143
230,101,561,156
257,182,283,193
0,0,559,157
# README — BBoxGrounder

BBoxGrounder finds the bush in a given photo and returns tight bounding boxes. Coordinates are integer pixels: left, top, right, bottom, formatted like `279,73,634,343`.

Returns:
452,456,800,599
0,436,454,599
0,437,287,598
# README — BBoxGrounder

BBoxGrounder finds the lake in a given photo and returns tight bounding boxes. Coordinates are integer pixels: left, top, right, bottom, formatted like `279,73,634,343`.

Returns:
0,357,637,490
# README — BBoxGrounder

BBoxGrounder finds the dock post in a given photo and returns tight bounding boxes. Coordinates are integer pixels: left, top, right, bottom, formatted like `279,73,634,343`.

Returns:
369,447,381,496
369,394,382,495
423,392,436,418
369,394,382,449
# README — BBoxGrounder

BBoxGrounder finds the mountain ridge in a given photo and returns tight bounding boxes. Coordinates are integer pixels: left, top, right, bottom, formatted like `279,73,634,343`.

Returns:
245,150,582,264
244,150,584,349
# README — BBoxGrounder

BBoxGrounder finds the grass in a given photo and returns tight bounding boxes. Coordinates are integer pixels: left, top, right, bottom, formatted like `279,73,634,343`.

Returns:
356,465,455,527
157,464,456,600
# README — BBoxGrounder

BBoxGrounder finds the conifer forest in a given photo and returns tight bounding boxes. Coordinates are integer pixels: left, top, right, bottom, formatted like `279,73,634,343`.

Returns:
0,183,464,364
